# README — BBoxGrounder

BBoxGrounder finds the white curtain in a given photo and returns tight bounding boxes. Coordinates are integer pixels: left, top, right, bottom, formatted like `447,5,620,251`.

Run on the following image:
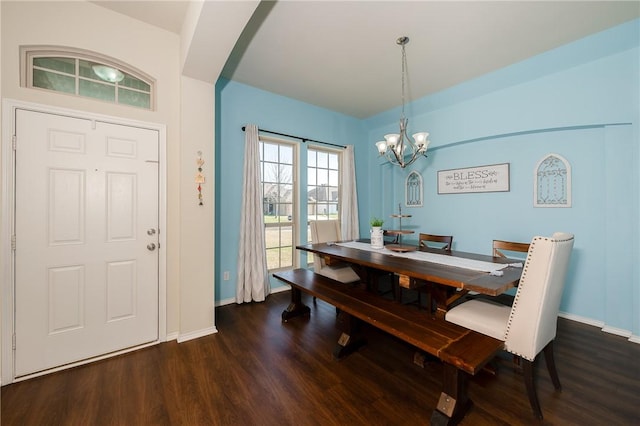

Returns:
340,145,360,240
236,124,270,303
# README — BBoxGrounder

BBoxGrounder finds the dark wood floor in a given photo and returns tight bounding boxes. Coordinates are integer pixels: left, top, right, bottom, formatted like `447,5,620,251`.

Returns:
2,290,640,425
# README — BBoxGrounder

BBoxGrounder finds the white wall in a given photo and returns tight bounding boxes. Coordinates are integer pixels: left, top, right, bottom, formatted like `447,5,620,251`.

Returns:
178,76,215,341
0,0,4,385
0,0,206,353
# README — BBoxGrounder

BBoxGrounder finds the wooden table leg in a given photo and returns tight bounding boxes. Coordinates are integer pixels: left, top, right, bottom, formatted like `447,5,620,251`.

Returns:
430,364,473,426
333,311,366,359
365,267,395,297
430,285,464,319
281,287,311,322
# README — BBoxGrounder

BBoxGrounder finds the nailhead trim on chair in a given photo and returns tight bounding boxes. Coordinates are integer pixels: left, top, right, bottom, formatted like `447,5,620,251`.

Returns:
503,238,536,360
503,234,574,361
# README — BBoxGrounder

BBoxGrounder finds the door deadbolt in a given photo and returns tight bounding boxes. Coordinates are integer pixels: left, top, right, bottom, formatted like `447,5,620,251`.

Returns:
147,228,156,236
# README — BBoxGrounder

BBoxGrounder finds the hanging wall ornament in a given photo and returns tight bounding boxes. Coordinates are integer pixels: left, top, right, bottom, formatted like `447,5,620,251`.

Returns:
534,153,571,208
195,151,205,205
405,170,423,207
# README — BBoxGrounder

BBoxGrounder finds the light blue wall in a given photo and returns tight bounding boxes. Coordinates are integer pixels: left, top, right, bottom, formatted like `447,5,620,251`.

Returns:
215,79,366,303
364,19,639,335
215,19,639,336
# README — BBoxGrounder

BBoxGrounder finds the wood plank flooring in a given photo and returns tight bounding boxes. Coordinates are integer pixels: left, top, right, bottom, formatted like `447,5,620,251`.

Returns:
2,290,640,425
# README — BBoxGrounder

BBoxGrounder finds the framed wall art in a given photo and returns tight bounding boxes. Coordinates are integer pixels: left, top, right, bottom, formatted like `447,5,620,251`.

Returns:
534,153,571,207
437,163,510,194
405,170,423,207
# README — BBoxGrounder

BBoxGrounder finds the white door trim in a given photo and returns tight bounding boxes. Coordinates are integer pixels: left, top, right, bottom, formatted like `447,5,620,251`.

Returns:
1,99,167,384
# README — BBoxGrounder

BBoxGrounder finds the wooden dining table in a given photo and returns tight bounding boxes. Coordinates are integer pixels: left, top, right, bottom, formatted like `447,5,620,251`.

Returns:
296,240,523,316
288,240,524,424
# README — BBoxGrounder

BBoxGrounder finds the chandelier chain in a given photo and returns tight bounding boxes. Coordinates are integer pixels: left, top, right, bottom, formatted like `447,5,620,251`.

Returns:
401,42,406,121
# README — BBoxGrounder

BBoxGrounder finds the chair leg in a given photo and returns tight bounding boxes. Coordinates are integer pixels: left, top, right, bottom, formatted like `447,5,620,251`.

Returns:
512,354,521,368
522,358,543,420
543,340,562,390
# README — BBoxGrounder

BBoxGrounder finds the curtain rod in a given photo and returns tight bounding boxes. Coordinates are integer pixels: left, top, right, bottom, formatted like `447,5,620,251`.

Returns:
241,126,346,149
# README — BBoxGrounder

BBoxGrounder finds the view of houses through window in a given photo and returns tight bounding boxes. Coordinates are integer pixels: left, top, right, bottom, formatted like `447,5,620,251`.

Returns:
306,148,341,266
307,148,340,222
260,139,341,271
261,140,295,271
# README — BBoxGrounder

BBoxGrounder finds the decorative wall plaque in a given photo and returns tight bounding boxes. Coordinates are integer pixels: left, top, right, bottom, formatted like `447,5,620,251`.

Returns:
534,153,571,207
405,171,423,207
438,163,510,194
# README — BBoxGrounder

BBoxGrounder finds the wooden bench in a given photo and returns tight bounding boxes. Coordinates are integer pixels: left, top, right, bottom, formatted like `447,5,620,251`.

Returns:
274,268,503,426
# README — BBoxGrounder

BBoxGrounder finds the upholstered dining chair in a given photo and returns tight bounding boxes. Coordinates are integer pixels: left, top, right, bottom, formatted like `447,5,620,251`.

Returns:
309,220,359,283
445,232,574,419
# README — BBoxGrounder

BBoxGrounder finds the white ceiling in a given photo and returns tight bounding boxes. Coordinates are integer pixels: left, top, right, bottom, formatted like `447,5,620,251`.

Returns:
93,1,639,119
92,1,189,34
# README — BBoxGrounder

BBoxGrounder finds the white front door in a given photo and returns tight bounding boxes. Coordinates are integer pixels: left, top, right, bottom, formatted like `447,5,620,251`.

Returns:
14,109,159,377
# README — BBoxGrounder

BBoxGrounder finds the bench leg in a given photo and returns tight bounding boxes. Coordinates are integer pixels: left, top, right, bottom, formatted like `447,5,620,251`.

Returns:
430,364,473,426
333,311,366,359
281,288,311,322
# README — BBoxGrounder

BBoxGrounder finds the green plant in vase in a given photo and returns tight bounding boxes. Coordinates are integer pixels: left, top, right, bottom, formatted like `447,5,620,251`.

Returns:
370,217,384,249
370,217,384,227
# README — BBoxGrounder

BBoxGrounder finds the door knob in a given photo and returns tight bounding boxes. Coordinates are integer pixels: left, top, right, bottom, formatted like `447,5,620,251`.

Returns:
147,243,156,251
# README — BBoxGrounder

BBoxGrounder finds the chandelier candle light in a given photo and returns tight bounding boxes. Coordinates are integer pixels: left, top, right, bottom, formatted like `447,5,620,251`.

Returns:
92,64,125,83
375,36,430,168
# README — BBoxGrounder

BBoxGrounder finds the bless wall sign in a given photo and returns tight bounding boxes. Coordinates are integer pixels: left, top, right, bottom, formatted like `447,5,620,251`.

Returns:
437,163,510,194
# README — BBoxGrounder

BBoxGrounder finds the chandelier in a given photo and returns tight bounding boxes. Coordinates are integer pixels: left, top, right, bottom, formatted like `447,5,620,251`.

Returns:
375,36,430,168
92,64,125,83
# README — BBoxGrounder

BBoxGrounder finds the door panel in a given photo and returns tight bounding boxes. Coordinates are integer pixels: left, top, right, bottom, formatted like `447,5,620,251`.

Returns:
14,110,159,377
49,168,86,245
48,265,85,333
106,172,137,241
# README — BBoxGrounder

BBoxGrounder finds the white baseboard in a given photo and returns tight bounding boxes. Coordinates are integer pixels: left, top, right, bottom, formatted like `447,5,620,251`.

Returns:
559,311,638,344
601,325,633,338
177,326,218,343
558,311,605,328
216,296,236,307
215,284,291,307
165,331,179,342
271,285,291,294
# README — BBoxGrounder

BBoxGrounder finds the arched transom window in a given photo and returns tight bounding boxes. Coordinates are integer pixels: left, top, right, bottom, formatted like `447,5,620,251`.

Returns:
21,46,155,110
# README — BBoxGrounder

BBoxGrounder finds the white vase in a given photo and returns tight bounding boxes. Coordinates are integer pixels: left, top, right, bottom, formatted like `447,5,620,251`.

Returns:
370,226,384,249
